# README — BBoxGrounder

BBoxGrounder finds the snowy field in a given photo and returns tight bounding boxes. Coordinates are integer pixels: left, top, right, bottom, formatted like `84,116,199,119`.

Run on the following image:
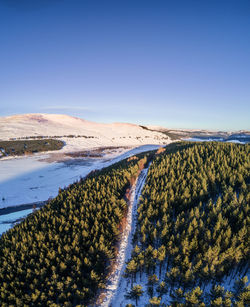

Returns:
0,145,159,235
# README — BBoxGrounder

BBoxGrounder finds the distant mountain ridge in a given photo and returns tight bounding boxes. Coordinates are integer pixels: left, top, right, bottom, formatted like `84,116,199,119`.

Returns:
146,125,250,143
0,114,171,151
0,114,248,150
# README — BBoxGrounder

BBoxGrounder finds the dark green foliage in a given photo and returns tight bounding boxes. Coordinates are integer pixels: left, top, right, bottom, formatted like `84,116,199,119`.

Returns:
126,285,144,306
125,142,249,305
9,134,97,140
138,142,249,283
0,156,147,306
148,295,162,306
0,139,64,157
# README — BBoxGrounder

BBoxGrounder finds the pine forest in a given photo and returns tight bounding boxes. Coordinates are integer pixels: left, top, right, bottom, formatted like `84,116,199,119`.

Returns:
0,142,249,306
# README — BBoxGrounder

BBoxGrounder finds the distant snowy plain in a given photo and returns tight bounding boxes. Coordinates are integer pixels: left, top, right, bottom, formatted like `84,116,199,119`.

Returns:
184,137,248,144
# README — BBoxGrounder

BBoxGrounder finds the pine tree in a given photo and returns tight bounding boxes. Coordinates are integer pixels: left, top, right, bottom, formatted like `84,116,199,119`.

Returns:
185,287,204,306
125,259,138,287
156,281,168,297
149,296,161,306
147,274,159,298
126,285,144,306
170,288,184,305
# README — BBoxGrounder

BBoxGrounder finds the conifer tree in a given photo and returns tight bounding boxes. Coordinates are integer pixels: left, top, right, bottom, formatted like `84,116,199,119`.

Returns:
126,285,144,306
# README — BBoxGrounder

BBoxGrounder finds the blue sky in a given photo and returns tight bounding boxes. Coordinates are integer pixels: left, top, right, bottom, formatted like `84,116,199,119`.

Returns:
0,0,249,130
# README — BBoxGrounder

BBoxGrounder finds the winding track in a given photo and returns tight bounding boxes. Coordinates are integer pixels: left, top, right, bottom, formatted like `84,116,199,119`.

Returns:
99,166,150,307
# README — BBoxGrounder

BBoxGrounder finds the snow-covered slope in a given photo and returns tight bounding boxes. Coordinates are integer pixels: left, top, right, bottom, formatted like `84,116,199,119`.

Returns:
0,114,171,151
147,125,250,138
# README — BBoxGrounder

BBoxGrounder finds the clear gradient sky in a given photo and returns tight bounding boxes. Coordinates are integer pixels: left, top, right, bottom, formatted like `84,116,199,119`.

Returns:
0,0,249,130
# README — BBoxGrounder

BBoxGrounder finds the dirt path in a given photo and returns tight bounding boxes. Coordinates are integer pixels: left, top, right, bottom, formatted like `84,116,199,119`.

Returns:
98,166,150,307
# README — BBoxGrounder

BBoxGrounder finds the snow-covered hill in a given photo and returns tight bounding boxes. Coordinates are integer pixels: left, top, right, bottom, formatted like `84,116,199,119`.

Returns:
0,114,171,152
147,125,250,142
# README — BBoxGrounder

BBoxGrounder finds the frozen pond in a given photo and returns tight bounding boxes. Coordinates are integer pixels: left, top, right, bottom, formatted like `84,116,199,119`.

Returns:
0,209,33,236
0,145,159,235
0,155,101,208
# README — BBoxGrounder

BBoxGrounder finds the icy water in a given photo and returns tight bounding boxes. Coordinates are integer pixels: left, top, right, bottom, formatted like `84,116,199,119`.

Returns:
0,209,33,236
0,145,159,235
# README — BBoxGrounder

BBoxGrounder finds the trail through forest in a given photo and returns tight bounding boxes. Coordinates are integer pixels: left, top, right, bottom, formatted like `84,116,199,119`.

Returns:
99,166,150,307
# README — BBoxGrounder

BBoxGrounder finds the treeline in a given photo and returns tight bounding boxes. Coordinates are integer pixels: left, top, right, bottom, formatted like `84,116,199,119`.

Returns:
0,139,64,157
9,135,97,140
125,142,249,306
0,154,148,306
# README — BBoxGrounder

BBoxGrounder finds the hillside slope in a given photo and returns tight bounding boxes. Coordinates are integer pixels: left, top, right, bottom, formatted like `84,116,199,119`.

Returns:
119,142,250,306
0,114,171,151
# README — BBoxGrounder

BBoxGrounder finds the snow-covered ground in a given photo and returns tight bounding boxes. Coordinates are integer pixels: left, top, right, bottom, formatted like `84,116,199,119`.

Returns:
0,114,171,151
225,139,248,144
100,166,149,307
0,145,159,235
184,137,224,142
184,137,248,144
108,266,249,307
106,165,175,307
